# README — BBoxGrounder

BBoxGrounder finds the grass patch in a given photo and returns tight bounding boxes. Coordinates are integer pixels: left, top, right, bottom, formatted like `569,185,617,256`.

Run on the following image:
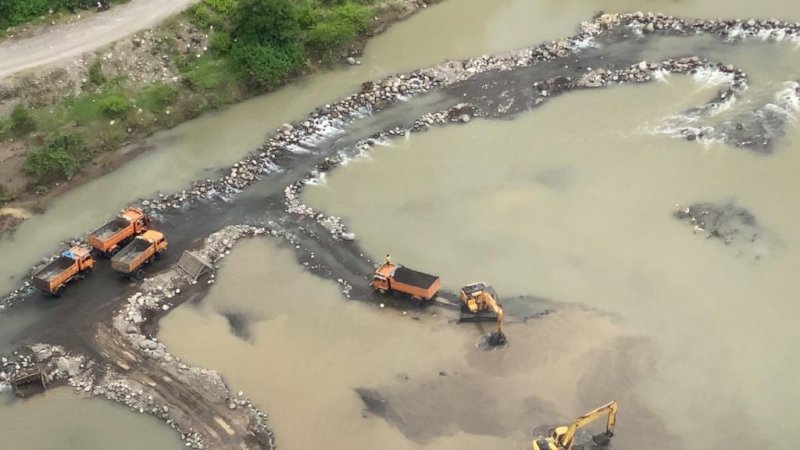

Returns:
138,83,180,113
304,2,372,56
182,55,239,92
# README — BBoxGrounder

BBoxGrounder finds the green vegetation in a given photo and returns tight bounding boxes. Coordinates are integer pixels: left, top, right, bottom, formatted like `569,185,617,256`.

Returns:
100,94,133,119
304,3,372,56
10,104,37,135
190,0,378,89
23,133,89,182
8,0,390,198
0,118,12,139
138,83,179,112
87,60,107,87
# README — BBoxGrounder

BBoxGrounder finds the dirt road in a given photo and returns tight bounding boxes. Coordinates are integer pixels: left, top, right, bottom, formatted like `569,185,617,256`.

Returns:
0,0,200,79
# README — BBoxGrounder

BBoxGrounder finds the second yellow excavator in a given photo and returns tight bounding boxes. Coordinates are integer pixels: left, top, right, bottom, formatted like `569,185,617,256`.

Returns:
458,282,506,346
532,400,618,450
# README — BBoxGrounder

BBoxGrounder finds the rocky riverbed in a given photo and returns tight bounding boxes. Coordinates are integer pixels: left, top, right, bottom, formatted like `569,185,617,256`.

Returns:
3,11,800,449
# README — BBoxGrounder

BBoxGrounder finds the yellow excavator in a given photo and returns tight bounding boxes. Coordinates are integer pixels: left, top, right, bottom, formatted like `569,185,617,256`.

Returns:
458,282,506,346
532,401,618,450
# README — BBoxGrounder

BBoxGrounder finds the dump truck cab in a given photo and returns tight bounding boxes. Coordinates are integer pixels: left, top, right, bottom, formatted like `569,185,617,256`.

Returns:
370,261,397,294
32,246,94,296
370,256,441,301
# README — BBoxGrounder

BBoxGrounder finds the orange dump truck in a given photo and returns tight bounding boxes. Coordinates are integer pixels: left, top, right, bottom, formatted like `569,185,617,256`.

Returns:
111,230,168,279
88,207,151,257
370,257,440,301
32,246,94,296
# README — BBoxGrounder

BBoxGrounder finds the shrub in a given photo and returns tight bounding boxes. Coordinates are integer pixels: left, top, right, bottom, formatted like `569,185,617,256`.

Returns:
209,31,233,53
230,41,305,89
233,0,301,47
23,133,88,182
88,60,107,86
10,104,37,134
100,95,133,119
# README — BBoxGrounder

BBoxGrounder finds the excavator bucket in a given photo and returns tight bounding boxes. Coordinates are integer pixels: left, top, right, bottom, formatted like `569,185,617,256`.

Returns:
486,331,507,347
591,432,612,446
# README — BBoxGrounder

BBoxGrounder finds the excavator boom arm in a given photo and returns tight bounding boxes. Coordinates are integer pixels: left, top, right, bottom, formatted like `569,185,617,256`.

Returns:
560,401,618,449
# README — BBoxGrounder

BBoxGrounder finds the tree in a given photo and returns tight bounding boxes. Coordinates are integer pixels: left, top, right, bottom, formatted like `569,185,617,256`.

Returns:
233,0,302,46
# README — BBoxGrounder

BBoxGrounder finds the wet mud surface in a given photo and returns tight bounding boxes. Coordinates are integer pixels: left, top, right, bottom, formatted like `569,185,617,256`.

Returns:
674,202,777,259
2,12,800,449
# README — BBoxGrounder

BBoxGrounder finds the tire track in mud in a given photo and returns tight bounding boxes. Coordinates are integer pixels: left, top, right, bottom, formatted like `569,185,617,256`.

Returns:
3,11,800,449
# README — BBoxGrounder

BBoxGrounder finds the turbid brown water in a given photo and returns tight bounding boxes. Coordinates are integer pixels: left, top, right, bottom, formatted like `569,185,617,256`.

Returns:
3,0,800,449
0,387,180,449
303,75,800,448
159,239,663,450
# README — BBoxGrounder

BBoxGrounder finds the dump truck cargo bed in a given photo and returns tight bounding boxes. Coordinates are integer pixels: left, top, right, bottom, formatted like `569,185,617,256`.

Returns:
87,207,150,255
392,267,439,289
34,257,74,283
90,216,129,241
32,247,94,295
111,239,151,273
32,257,74,292
371,259,441,301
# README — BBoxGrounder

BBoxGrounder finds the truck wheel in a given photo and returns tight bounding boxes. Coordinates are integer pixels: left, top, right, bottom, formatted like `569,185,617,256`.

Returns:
52,286,64,298
109,247,120,257
378,288,387,295
135,269,145,280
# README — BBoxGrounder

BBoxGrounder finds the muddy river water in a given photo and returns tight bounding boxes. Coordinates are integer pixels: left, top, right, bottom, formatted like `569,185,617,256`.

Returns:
3,0,800,449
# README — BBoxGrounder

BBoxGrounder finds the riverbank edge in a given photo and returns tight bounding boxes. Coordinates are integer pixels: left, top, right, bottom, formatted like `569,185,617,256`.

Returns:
0,0,444,234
